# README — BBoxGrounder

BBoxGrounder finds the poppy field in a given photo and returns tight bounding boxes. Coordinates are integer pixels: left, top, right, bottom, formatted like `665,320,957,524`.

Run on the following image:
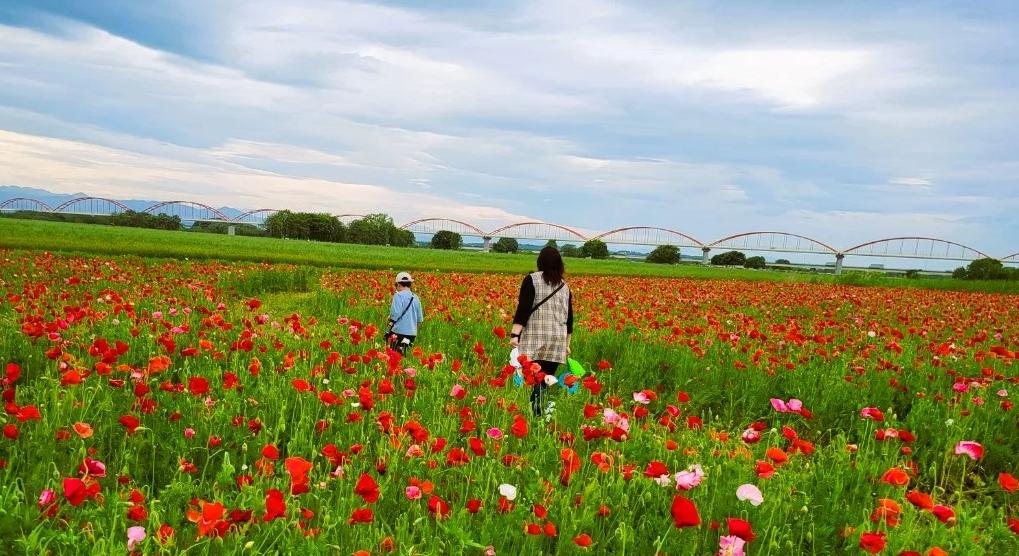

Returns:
0,251,1017,555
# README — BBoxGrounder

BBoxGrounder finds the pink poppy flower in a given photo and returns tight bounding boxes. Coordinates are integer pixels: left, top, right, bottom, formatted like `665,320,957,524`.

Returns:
127,526,146,551
736,484,764,506
718,535,746,556
406,486,422,500
486,428,504,440
954,441,983,460
450,384,466,399
674,464,705,490
859,407,885,421
38,489,55,509
633,391,651,404
770,398,789,413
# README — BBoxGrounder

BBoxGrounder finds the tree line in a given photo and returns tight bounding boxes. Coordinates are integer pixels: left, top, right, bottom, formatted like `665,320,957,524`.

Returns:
264,212,415,246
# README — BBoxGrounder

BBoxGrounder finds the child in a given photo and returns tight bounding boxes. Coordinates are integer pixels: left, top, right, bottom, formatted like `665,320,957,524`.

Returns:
386,272,423,355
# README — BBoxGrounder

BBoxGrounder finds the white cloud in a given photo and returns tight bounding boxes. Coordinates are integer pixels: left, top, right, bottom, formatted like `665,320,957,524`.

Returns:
0,129,529,228
888,177,933,188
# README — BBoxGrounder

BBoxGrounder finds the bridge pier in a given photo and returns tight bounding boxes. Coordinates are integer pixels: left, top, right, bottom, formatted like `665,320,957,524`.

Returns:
228,225,236,236
701,247,710,265
483,236,492,252
834,253,845,276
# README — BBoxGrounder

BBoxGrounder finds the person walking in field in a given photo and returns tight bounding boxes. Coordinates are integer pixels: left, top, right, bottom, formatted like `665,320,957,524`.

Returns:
387,271,423,355
510,247,574,418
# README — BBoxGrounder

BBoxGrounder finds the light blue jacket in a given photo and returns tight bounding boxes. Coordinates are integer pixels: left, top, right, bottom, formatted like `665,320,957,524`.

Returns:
389,290,423,335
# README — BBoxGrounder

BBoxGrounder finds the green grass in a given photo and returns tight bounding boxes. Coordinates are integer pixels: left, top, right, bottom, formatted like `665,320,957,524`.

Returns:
2,218,1017,293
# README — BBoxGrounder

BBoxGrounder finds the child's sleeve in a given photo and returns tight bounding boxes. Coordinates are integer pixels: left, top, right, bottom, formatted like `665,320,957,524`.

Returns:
389,296,399,321
416,297,424,322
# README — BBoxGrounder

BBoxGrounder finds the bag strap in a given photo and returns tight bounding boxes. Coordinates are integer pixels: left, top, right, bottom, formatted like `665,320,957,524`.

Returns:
392,294,416,325
528,282,565,317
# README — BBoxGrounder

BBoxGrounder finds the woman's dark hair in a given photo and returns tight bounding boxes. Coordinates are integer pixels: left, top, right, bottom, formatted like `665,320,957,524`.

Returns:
536,247,565,286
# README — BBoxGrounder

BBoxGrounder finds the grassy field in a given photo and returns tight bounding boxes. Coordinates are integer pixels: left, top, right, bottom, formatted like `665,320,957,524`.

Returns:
1,217,1017,293
0,252,1016,554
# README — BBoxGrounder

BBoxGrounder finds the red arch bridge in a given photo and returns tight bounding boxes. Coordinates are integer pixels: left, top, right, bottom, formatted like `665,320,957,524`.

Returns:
2,197,1014,274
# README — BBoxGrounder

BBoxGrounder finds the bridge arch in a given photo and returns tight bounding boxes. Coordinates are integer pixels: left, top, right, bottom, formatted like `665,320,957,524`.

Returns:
709,231,838,255
1002,252,1019,264
400,218,486,237
233,209,279,224
488,222,587,243
843,237,989,261
593,227,704,247
143,201,229,221
0,197,53,212
336,214,365,225
53,196,131,215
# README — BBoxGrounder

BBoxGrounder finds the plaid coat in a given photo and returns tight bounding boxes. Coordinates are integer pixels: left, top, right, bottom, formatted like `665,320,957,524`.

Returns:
519,272,571,364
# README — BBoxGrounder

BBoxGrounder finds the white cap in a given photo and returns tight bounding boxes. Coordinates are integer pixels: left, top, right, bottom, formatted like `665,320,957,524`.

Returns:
395,271,413,283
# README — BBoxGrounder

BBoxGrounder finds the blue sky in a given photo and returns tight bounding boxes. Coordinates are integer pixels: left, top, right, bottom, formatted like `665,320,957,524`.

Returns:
1,0,1018,256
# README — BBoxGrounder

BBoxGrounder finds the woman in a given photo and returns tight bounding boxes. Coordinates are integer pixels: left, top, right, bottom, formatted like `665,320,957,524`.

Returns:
510,246,574,417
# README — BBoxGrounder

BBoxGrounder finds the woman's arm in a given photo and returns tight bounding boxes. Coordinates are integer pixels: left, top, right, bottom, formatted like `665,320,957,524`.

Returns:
510,276,534,346
566,291,574,354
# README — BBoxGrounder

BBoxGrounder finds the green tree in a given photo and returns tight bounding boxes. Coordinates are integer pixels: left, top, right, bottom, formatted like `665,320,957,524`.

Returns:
263,211,344,241
348,214,399,245
646,245,681,264
952,266,968,279
544,239,558,250
744,256,766,269
395,229,415,247
492,237,519,253
963,258,1006,280
775,259,791,265
904,269,922,279
431,230,463,250
560,244,581,258
581,239,609,259
711,250,747,266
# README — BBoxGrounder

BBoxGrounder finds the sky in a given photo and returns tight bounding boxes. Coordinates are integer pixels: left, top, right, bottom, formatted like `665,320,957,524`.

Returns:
1,0,1018,257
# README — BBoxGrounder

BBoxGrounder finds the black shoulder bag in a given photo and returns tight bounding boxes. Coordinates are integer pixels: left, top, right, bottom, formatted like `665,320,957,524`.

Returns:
529,282,565,317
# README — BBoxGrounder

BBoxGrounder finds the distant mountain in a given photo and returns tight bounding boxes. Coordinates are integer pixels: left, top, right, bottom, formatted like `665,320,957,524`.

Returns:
0,185,244,218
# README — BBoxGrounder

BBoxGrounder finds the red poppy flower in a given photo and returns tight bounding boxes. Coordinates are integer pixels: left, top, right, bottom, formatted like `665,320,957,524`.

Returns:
671,494,700,528
765,447,788,465
727,517,755,542
511,415,528,439
859,531,886,554
188,376,209,396
119,415,140,435
560,448,581,486
906,490,934,510
870,499,901,527
263,489,286,521
428,495,451,519
880,468,910,487
755,460,776,479
349,507,374,525
931,505,955,526
354,473,380,504
999,472,1019,493
63,477,88,506
644,460,669,479
573,533,593,547
466,499,482,513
